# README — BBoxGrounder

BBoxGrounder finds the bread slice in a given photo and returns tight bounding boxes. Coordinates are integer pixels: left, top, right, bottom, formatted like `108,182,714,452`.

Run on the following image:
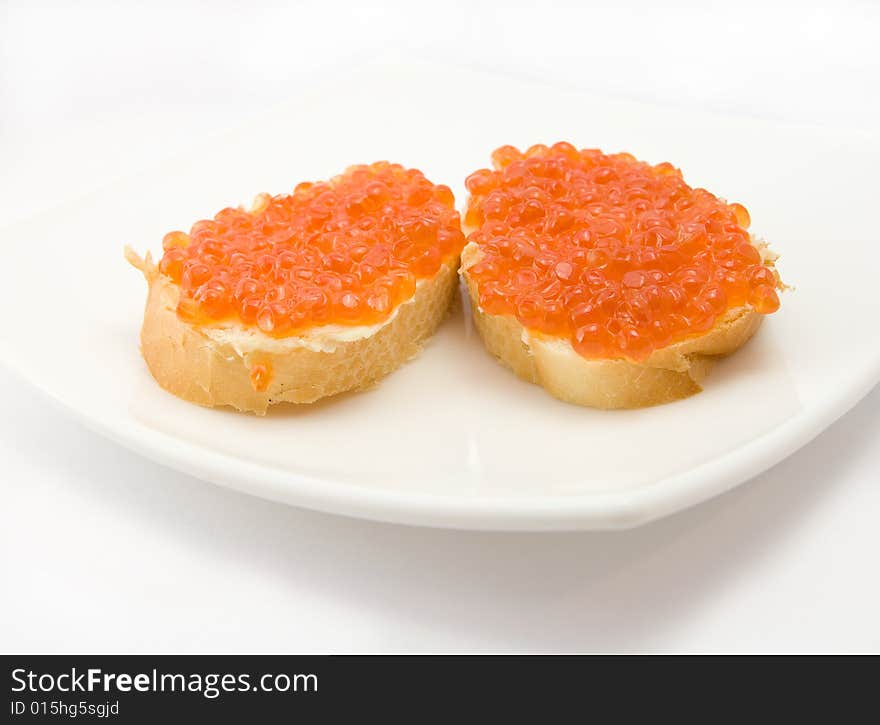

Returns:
126,248,457,414
460,242,772,409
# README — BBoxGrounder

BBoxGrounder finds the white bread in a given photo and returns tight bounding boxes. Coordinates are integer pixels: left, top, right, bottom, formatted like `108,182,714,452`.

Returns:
460,241,774,409
126,248,457,414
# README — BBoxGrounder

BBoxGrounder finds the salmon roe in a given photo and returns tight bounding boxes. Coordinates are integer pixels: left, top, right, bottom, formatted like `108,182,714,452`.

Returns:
464,143,781,362
157,162,466,335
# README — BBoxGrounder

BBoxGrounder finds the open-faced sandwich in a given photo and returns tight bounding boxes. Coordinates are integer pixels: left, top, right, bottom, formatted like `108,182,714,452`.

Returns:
126,162,466,414
460,143,783,408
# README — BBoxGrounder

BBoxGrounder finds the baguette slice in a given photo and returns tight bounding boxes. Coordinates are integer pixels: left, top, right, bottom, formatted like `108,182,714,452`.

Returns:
125,162,464,414
460,143,783,409
127,249,457,414
461,243,767,409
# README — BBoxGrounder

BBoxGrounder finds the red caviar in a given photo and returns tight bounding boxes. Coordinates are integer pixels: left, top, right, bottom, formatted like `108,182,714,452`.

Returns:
249,361,273,392
158,163,466,335
464,143,781,362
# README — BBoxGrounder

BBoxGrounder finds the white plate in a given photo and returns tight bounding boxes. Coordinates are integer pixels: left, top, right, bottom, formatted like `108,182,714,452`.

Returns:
2,60,878,530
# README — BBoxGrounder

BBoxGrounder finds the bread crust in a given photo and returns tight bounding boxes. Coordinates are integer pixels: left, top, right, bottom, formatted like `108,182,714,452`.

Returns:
460,242,765,409
127,249,457,414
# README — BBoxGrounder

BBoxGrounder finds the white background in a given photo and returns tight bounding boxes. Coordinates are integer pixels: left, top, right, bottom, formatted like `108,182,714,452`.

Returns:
2,0,879,652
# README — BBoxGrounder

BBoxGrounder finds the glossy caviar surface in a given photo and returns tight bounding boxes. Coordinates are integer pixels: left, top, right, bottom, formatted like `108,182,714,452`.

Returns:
464,143,781,362
158,162,465,335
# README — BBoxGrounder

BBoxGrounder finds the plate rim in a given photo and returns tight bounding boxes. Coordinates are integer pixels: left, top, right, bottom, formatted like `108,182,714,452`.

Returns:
4,346,878,531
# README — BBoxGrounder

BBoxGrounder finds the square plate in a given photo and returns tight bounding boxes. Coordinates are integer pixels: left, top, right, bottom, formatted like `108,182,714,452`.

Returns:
2,59,878,530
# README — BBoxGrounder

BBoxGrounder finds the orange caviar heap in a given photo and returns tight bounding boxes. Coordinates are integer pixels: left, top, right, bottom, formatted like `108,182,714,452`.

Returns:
464,143,781,362
158,162,466,336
